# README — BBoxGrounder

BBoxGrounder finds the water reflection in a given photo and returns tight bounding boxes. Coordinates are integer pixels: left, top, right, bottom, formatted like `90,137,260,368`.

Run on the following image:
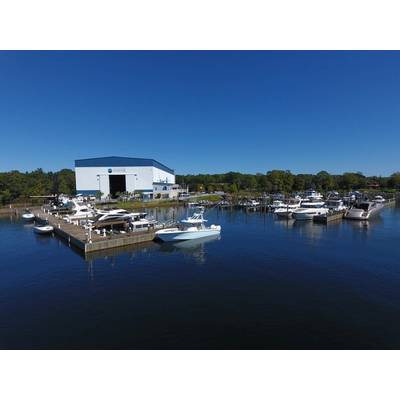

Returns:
83,235,220,273
157,235,221,265
84,241,159,262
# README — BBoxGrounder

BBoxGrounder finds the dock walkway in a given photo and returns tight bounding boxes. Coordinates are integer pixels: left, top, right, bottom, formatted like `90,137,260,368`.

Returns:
33,208,157,253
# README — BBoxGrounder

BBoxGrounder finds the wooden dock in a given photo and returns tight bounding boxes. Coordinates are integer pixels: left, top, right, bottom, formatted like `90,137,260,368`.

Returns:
33,208,158,253
313,211,344,224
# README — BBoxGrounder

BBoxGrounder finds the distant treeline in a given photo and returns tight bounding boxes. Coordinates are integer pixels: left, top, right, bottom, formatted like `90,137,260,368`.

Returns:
0,169,75,205
176,170,400,194
1,168,400,206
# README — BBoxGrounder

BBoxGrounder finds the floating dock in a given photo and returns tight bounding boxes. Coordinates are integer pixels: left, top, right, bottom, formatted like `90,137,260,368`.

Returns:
33,208,158,253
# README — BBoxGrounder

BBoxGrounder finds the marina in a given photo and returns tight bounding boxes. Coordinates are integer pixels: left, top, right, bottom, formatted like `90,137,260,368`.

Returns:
1,190,397,256
1,202,400,349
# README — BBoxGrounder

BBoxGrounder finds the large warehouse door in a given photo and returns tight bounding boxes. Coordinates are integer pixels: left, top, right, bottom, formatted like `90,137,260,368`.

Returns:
109,175,126,197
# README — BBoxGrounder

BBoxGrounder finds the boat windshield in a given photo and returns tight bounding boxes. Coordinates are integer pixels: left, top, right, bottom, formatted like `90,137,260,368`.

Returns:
358,203,371,211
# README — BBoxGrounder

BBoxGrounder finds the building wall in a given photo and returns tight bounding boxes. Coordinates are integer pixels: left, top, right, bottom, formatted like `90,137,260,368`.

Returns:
153,167,175,185
75,165,175,198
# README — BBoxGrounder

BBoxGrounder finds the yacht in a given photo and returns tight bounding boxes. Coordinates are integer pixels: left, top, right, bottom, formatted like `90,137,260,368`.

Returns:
270,200,286,210
273,198,302,218
373,195,386,204
344,201,384,220
155,207,221,242
129,218,158,231
247,200,260,207
292,203,329,221
325,199,347,212
304,189,323,201
300,200,325,208
63,200,95,221
91,209,146,225
240,199,260,207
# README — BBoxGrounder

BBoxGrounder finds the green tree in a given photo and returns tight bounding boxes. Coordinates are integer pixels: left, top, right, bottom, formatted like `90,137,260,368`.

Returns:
389,172,400,189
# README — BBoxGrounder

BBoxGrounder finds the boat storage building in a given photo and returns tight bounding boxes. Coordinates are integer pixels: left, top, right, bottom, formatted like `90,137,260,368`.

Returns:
75,156,176,199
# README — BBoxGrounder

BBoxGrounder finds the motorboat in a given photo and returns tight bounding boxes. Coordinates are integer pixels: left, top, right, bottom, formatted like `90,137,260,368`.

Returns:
373,195,386,204
92,209,145,223
300,200,325,208
155,207,221,242
129,217,159,231
304,189,323,201
273,198,302,218
292,203,329,221
240,199,260,207
326,191,340,199
344,201,384,220
274,208,295,218
271,193,285,201
248,200,260,207
63,200,95,221
325,199,347,212
270,200,286,210
21,210,35,221
33,224,54,234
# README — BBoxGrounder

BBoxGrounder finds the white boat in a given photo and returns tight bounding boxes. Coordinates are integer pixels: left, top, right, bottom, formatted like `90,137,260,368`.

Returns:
92,209,145,224
63,200,95,221
373,195,386,204
270,200,286,210
129,218,158,231
300,200,325,208
325,199,347,212
33,225,54,234
21,210,35,221
344,201,384,220
304,189,323,201
247,200,260,207
274,208,294,218
155,207,221,242
273,198,302,218
293,204,329,221
240,199,260,207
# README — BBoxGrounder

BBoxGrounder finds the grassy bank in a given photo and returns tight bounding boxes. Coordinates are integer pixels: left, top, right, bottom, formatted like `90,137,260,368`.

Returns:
99,194,224,211
110,199,181,211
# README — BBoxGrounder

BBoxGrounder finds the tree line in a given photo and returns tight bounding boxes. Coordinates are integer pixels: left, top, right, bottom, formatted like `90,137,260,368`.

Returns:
176,170,400,194
1,168,400,206
0,169,75,205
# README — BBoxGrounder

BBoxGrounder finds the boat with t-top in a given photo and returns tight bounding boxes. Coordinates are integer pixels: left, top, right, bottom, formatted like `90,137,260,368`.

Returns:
155,207,221,242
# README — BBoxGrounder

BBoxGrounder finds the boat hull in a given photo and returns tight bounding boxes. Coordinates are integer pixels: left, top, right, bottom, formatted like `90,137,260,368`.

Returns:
156,227,221,242
22,214,35,221
344,204,384,220
274,209,294,218
293,208,328,221
33,226,54,234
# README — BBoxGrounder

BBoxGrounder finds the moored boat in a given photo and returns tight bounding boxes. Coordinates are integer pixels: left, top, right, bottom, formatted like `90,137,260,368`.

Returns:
273,198,302,218
293,204,329,221
155,207,221,242
325,199,347,212
33,225,54,234
21,210,35,221
344,201,384,220
373,195,386,204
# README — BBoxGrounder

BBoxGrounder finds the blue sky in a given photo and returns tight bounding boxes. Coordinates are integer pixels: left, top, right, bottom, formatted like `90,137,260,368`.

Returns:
0,51,399,176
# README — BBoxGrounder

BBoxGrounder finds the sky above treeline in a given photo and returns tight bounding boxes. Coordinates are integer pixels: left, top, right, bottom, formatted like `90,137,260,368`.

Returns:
0,51,399,176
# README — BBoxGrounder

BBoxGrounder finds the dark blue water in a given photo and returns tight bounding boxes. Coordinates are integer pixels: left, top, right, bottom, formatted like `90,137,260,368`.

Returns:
1,205,400,349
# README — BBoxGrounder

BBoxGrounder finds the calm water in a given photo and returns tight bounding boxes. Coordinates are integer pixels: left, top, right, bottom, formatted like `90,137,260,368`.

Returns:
1,205,400,349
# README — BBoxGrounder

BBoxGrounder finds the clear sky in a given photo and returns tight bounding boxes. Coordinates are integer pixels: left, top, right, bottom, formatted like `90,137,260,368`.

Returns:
0,51,399,176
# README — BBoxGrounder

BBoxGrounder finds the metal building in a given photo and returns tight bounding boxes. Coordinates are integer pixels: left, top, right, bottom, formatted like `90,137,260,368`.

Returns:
75,156,175,199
